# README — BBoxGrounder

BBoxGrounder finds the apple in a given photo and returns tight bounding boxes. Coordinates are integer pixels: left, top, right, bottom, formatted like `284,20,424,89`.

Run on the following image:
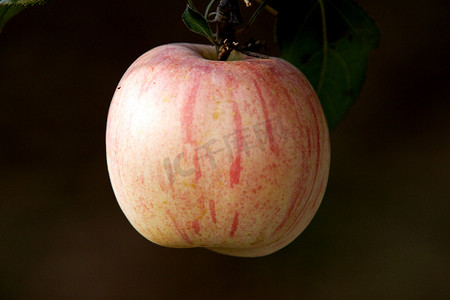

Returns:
106,43,330,257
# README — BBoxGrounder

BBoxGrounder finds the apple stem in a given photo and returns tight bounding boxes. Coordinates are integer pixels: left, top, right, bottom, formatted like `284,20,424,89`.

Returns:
208,0,243,60
204,0,270,60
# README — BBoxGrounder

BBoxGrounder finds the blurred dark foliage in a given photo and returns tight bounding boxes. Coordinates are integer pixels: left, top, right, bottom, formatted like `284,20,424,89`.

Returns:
0,0,449,299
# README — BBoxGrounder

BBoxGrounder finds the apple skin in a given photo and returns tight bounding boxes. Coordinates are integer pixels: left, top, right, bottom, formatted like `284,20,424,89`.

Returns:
106,43,330,257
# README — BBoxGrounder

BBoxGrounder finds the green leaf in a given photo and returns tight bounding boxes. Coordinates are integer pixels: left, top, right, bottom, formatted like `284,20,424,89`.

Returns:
0,0,45,3
0,0,48,33
182,4,215,45
0,5,24,32
274,0,380,129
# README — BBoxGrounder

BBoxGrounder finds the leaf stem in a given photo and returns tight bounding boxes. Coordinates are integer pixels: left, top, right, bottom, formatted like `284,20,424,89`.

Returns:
205,0,219,18
237,0,268,34
253,0,278,16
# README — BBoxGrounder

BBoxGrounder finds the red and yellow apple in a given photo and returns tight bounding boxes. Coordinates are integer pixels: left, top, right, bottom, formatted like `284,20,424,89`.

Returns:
106,43,330,257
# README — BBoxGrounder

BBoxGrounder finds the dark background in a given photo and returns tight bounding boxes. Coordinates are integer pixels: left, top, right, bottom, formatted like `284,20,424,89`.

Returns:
1,0,449,299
